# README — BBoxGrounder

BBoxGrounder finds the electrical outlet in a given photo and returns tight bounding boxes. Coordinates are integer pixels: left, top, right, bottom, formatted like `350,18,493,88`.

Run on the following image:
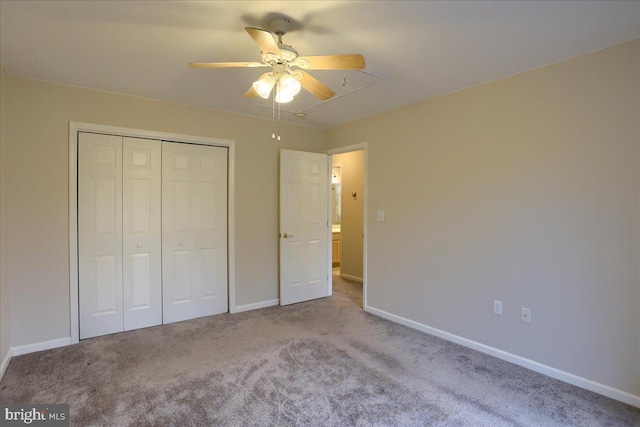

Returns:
493,300,503,315
521,307,531,323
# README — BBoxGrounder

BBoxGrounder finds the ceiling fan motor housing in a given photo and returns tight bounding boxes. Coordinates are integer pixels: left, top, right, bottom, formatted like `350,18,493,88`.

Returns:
263,43,298,64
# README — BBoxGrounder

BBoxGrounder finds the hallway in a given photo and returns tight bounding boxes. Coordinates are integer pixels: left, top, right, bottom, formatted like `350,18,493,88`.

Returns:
332,267,362,308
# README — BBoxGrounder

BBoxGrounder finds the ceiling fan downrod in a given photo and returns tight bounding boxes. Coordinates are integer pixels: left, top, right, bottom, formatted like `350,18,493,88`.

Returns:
269,17,291,39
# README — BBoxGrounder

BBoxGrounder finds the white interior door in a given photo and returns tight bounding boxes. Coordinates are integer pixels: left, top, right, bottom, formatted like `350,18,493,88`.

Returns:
279,149,329,305
162,142,228,323
78,133,124,339
122,137,162,331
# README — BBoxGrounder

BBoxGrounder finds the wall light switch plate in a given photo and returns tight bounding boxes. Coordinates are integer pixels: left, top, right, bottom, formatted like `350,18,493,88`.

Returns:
376,210,385,221
493,300,503,315
521,307,531,323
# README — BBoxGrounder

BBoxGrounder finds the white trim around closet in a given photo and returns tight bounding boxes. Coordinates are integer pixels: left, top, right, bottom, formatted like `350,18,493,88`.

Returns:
68,121,237,344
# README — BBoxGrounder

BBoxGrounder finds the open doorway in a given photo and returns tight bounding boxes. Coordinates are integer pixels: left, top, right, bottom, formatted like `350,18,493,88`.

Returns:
328,146,366,308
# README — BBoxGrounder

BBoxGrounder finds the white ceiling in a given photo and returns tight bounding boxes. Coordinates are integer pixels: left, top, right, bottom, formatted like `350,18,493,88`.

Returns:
1,1,639,129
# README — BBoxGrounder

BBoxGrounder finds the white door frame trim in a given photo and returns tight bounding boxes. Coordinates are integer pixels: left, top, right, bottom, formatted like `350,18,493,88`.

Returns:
68,121,237,344
326,142,368,308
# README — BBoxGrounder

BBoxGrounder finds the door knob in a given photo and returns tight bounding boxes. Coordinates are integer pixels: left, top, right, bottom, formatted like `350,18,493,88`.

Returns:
136,243,142,248
179,241,184,246
282,233,294,238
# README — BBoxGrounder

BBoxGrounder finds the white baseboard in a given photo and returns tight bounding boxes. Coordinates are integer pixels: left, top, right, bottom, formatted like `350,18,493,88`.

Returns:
0,348,11,381
232,299,279,313
365,305,640,409
11,337,71,357
340,273,363,283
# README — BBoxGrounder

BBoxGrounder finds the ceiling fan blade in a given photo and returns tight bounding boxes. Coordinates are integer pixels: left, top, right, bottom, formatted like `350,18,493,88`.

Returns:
189,62,266,68
298,71,335,101
296,54,365,70
244,86,259,98
245,27,281,56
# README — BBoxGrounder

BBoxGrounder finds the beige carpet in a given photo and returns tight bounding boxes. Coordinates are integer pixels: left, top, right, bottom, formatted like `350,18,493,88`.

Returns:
1,274,638,426
331,270,363,308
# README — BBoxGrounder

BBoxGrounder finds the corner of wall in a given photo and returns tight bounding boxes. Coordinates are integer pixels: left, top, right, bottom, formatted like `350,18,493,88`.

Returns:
0,63,11,378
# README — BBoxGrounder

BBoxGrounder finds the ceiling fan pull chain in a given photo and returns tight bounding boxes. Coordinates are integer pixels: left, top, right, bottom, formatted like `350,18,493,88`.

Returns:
272,87,276,119
276,96,282,141
271,86,281,141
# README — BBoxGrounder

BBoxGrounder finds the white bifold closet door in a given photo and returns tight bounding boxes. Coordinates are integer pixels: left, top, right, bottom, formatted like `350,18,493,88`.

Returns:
162,142,228,324
79,133,162,339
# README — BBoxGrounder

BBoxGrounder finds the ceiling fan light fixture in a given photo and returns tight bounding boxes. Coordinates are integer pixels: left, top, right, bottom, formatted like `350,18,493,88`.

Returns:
274,88,294,103
252,74,276,99
274,73,301,103
280,73,301,97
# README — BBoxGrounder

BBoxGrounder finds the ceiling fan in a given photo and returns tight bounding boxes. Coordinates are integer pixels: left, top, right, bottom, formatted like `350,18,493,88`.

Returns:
189,18,366,104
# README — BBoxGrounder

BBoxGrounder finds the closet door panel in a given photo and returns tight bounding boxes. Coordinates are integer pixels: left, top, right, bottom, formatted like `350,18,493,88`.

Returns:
196,149,228,316
78,133,124,339
122,137,162,331
162,147,197,323
163,142,228,323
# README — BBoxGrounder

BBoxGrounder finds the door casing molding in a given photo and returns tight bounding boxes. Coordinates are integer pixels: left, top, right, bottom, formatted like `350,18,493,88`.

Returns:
326,142,368,309
69,121,236,344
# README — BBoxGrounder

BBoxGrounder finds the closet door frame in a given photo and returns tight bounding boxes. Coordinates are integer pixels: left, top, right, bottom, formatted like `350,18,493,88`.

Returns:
68,121,236,345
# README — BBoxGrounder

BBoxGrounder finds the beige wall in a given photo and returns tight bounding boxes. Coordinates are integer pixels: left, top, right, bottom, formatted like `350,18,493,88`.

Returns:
0,65,8,365
326,39,640,397
2,36,639,401
1,74,325,348
333,151,364,280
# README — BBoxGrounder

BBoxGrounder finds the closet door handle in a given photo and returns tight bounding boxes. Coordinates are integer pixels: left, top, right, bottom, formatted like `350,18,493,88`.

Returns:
179,241,184,246
136,243,142,248
282,233,294,238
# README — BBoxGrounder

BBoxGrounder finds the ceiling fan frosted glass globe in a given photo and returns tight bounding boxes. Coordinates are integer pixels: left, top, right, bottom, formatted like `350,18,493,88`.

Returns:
274,74,301,103
280,74,301,96
275,90,294,103
252,74,276,99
